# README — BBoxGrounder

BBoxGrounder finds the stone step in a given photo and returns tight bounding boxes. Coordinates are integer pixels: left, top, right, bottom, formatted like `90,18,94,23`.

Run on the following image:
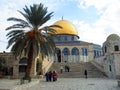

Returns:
49,62,107,78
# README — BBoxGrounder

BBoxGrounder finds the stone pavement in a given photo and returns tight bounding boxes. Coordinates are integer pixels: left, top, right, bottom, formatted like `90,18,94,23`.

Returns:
0,79,39,90
0,79,19,90
0,78,120,90
28,78,120,90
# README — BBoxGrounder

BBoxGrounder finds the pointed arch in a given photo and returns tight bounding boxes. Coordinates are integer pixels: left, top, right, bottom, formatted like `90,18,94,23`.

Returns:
82,48,88,56
54,48,61,62
81,48,88,62
62,48,70,62
72,47,79,55
62,48,70,55
72,47,79,62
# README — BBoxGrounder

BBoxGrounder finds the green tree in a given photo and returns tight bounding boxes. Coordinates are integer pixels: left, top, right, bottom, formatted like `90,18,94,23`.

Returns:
6,3,61,78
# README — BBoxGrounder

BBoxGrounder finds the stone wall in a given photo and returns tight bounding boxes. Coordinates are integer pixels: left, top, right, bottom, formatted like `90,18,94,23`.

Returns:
42,56,53,75
0,52,54,78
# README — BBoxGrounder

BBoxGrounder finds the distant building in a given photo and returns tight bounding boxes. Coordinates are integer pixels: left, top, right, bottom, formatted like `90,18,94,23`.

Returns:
93,34,120,78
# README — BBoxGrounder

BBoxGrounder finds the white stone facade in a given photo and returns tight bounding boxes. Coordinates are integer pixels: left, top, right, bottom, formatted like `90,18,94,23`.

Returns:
93,34,120,79
54,43,94,63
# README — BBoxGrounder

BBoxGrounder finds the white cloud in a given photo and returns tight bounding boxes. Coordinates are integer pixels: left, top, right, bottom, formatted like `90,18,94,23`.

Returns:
0,0,120,51
0,0,61,52
79,0,114,10
73,20,106,45
73,0,120,45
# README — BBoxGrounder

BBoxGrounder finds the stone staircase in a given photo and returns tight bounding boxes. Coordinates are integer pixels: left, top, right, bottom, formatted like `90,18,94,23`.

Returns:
49,62,107,78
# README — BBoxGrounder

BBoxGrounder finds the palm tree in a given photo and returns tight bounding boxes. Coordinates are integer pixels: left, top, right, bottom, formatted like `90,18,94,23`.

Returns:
6,3,61,79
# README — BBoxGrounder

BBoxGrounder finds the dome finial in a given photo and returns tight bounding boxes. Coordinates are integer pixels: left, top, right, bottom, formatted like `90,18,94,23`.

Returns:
62,16,63,20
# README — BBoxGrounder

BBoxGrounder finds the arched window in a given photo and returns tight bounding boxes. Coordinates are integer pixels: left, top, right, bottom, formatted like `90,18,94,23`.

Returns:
62,48,70,55
109,65,112,72
54,48,61,55
94,50,96,58
82,48,84,55
62,48,70,62
72,47,79,55
82,48,88,56
105,46,107,53
84,48,88,56
114,45,119,51
54,48,61,62
97,51,99,56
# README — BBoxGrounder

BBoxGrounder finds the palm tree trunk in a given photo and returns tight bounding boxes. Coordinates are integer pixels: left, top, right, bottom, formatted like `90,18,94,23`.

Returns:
24,44,34,79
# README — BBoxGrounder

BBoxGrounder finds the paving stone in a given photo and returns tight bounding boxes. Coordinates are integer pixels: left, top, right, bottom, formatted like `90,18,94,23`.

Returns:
0,78,120,90
27,78,120,90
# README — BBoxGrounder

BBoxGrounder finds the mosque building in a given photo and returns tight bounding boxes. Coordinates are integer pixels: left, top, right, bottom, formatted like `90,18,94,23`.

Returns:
52,19,102,63
0,19,120,79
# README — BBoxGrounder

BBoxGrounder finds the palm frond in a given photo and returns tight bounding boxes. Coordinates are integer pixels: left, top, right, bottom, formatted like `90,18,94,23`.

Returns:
6,17,31,30
7,17,27,23
6,30,24,37
6,30,25,49
49,25,62,28
11,37,28,57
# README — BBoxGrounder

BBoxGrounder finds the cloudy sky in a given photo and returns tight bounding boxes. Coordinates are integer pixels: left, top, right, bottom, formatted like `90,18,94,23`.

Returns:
0,0,120,52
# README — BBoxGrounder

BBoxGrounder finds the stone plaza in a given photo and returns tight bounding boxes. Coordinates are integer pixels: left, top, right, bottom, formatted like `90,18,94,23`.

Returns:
28,78,120,90
0,78,120,90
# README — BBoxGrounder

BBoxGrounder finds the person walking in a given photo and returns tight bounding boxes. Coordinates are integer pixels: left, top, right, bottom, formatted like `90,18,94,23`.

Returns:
84,69,88,79
60,65,63,73
45,72,49,82
48,71,52,82
67,65,70,72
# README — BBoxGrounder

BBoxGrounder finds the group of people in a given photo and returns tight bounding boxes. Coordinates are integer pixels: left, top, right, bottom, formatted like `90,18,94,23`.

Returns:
45,70,58,82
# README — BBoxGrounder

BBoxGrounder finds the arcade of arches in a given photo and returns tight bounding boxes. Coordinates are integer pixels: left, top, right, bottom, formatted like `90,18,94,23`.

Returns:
54,47,88,63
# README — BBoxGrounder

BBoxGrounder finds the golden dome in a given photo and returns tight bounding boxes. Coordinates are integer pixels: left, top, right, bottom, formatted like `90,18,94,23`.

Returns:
53,20,79,36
